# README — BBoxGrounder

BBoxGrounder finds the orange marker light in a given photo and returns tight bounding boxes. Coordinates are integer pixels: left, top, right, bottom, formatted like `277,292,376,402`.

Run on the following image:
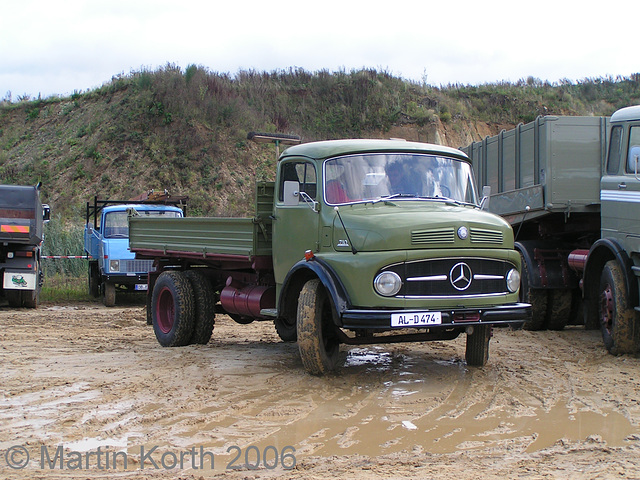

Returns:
304,250,315,261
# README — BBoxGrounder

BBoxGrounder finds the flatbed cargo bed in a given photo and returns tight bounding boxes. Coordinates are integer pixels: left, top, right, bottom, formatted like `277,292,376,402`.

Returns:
130,216,271,258
129,182,274,263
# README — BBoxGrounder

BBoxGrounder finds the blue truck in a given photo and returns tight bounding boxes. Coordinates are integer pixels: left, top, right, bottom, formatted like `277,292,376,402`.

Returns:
84,194,186,306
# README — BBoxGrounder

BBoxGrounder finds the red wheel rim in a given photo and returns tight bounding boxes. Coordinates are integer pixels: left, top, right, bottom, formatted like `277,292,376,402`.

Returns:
600,283,614,335
156,286,175,334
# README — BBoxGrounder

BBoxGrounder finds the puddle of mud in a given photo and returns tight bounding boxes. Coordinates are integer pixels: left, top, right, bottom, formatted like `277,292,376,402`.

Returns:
168,346,640,461
5,319,640,473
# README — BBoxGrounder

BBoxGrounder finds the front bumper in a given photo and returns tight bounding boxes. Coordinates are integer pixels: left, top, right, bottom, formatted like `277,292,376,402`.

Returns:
340,302,531,330
103,273,148,285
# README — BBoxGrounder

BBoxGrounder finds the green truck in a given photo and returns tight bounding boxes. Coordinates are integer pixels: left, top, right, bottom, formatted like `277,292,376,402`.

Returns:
462,105,640,355
129,138,530,374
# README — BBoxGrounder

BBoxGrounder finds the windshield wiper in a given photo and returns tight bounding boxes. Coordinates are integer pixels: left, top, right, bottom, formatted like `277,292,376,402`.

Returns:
422,196,478,207
372,193,417,204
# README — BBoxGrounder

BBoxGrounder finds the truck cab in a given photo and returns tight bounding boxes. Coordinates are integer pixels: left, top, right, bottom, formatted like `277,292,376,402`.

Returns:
600,106,640,252
583,105,640,353
85,199,184,306
270,140,530,373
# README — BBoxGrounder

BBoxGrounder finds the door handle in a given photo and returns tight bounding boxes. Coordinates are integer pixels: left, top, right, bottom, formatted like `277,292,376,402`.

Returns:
618,183,627,189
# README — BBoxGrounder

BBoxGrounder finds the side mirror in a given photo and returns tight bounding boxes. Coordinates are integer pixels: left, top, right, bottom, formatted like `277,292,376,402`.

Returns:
283,181,300,206
127,207,140,217
479,186,491,210
42,204,51,223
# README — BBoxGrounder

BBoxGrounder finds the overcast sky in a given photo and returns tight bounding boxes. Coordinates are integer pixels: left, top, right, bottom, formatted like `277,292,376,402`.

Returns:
2,0,638,100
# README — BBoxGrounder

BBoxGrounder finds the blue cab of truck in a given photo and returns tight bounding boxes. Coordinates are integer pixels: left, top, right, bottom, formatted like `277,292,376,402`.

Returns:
84,197,185,306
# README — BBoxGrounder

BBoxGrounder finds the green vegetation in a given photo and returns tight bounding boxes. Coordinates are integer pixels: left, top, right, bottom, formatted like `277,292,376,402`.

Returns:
40,275,91,303
41,217,86,278
2,67,640,291
2,67,639,221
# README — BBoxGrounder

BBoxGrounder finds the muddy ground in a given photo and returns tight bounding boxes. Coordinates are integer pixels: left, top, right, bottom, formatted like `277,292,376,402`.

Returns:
1,301,640,479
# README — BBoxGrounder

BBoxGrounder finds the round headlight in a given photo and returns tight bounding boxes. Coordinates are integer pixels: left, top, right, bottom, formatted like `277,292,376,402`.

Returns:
506,268,520,293
374,271,402,297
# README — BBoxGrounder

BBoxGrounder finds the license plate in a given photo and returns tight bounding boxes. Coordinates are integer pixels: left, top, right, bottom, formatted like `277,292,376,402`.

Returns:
3,271,37,290
391,311,442,327
135,284,148,291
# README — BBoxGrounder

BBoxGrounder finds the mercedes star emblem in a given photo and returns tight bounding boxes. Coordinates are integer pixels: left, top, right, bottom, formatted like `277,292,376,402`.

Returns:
450,262,473,290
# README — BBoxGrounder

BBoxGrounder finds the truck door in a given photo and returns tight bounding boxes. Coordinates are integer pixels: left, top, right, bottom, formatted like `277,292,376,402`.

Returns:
601,124,640,245
272,160,320,286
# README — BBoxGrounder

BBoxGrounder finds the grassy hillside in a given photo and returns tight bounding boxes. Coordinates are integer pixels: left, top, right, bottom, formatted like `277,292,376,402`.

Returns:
1,66,639,221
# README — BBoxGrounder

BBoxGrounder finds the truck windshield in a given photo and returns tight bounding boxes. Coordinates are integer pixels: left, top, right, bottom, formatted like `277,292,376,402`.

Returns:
324,153,478,206
103,210,181,238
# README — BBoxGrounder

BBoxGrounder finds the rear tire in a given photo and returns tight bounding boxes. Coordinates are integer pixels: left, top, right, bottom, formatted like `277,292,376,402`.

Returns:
152,271,195,347
23,261,42,309
545,289,572,330
599,260,638,355
296,279,341,375
185,270,215,345
465,324,491,367
22,288,39,309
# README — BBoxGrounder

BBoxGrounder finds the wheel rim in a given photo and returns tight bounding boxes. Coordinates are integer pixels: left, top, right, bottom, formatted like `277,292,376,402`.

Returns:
156,286,175,334
600,283,614,336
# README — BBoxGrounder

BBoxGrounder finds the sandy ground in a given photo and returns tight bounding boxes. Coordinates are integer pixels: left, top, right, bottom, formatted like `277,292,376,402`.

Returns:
1,301,640,479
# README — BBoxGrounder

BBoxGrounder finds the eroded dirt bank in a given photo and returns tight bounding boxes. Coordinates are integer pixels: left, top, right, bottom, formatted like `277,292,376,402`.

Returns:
1,303,639,479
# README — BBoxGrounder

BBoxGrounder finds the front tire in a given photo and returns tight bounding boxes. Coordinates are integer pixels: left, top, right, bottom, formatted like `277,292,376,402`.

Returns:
599,260,638,355
296,279,341,375
103,282,116,307
465,325,491,367
152,271,195,347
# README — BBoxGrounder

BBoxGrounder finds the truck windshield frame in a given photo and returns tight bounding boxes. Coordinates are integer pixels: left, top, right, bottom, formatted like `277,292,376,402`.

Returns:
626,126,640,175
103,210,181,238
323,153,479,206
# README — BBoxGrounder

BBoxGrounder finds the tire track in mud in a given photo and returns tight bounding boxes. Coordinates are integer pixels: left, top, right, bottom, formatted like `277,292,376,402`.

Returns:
1,304,639,478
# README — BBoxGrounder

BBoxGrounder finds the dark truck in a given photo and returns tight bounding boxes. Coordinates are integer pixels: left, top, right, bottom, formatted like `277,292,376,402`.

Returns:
129,138,530,375
0,183,50,308
462,105,640,355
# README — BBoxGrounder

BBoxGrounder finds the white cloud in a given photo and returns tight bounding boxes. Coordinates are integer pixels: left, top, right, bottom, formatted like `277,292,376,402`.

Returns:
2,0,638,99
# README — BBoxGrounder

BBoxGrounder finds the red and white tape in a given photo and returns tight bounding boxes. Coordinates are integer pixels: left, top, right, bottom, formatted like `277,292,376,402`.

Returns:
41,255,92,259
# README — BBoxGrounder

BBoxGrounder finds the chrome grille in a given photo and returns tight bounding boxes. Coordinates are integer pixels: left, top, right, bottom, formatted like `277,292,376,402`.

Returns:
382,257,514,298
121,259,154,273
